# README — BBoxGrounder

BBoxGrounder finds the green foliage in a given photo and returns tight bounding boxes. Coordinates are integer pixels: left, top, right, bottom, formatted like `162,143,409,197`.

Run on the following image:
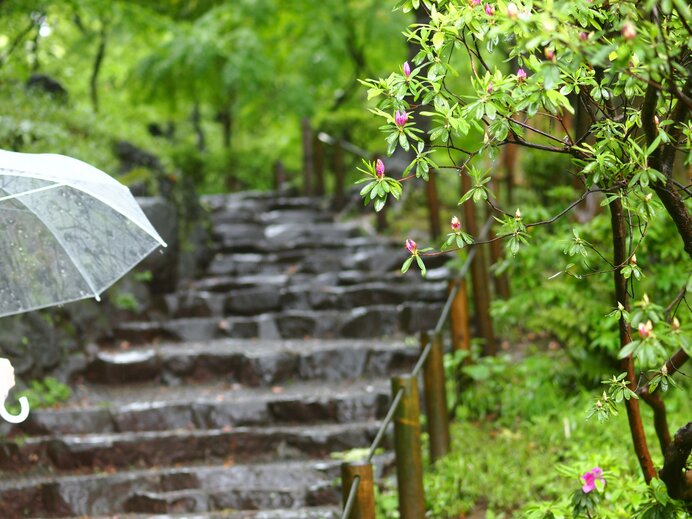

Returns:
7,377,71,413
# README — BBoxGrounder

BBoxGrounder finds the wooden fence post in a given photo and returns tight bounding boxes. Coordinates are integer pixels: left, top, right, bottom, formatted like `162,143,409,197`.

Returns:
341,461,376,519
421,331,450,462
448,278,471,353
273,160,286,191
391,375,425,519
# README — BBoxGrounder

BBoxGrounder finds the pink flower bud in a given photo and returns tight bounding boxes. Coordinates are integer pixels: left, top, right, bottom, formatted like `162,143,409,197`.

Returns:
403,61,411,78
514,208,522,219
487,82,493,94
485,3,495,16
544,48,555,61
451,216,461,231
470,0,481,5
621,21,636,40
516,68,527,82
375,159,385,178
629,254,637,265
654,115,660,126
579,32,588,41
405,239,417,254
395,110,408,127
672,317,680,331
638,321,652,339
506,2,518,19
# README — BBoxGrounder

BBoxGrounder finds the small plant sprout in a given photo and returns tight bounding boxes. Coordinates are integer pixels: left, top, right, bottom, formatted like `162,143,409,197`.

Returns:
442,216,473,251
355,158,402,212
401,239,432,276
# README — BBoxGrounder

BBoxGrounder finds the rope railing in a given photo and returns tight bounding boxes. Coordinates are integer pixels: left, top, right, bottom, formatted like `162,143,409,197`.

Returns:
340,216,495,519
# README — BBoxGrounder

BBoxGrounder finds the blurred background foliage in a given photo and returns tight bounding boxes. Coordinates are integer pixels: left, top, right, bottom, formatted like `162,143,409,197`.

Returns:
0,0,409,193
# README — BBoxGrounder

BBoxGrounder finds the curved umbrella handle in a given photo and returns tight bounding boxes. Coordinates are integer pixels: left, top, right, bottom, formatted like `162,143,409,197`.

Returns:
0,396,30,423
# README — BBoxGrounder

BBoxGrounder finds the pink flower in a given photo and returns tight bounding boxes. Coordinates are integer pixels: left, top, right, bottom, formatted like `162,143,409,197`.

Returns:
581,467,605,493
403,61,411,78
395,110,408,127
470,0,481,5
451,216,461,232
506,2,518,19
516,68,527,82
405,239,417,255
485,3,495,16
621,21,636,40
375,159,385,178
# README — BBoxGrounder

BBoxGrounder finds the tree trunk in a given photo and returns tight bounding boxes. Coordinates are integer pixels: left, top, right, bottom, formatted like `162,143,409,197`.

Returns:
461,172,496,356
191,103,206,152
301,118,314,196
89,24,107,113
608,197,656,483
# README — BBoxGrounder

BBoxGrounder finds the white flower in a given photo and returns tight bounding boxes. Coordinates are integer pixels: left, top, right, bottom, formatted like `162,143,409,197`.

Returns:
0,358,16,408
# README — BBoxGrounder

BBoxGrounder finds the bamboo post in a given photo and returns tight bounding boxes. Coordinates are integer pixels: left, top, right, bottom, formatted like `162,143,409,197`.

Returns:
460,171,496,356
332,139,345,209
391,375,425,519
448,278,471,352
421,331,450,462
425,171,441,239
313,132,325,196
301,117,314,196
341,461,376,519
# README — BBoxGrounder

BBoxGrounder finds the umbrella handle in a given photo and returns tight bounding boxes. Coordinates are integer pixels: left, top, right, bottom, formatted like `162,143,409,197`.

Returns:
0,396,30,424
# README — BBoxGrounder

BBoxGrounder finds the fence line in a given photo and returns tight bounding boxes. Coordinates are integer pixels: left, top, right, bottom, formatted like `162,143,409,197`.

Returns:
340,217,494,519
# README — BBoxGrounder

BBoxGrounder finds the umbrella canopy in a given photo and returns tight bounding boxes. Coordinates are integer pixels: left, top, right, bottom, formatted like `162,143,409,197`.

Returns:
0,149,166,318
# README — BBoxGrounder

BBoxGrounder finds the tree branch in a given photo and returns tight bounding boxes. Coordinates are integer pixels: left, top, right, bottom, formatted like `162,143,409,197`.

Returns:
660,421,692,501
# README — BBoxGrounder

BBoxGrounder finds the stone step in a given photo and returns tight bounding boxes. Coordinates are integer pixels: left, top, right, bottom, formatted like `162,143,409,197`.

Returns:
85,338,419,386
108,303,442,345
0,457,373,518
167,280,446,318
68,508,340,519
15,379,390,435
0,421,382,472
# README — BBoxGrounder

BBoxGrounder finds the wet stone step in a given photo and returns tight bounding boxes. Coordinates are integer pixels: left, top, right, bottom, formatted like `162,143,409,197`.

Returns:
108,303,442,345
15,380,390,435
84,338,419,385
0,422,382,472
0,458,372,518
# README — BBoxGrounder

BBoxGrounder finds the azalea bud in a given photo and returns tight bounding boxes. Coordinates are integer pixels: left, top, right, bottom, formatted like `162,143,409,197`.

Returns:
405,239,417,254
514,208,522,219
506,2,518,19
470,0,481,5
654,115,660,126
630,254,637,265
487,82,493,94
661,364,668,376
645,193,653,201
544,47,555,61
621,21,636,40
451,216,461,232
485,4,495,16
403,61,411,79
375,159,385,178
643,293,650,304
516,67,527,82
395,110,408,127
638,320,653,339
579,31,588,41
672,317,680,331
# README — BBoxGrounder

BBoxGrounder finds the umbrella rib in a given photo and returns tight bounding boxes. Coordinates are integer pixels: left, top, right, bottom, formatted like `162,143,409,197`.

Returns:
0,181,64,202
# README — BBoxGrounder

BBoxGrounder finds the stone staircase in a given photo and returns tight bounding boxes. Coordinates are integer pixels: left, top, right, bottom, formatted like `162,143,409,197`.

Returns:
0,191,448,518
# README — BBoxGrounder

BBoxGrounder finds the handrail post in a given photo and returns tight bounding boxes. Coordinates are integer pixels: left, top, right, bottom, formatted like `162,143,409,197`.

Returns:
421,331,450,462
448,278,471,353
341,462,376,519
391,375,425,519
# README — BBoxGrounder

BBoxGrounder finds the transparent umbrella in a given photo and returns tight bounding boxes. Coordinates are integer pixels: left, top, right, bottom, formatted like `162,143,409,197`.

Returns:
0,149,167,422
